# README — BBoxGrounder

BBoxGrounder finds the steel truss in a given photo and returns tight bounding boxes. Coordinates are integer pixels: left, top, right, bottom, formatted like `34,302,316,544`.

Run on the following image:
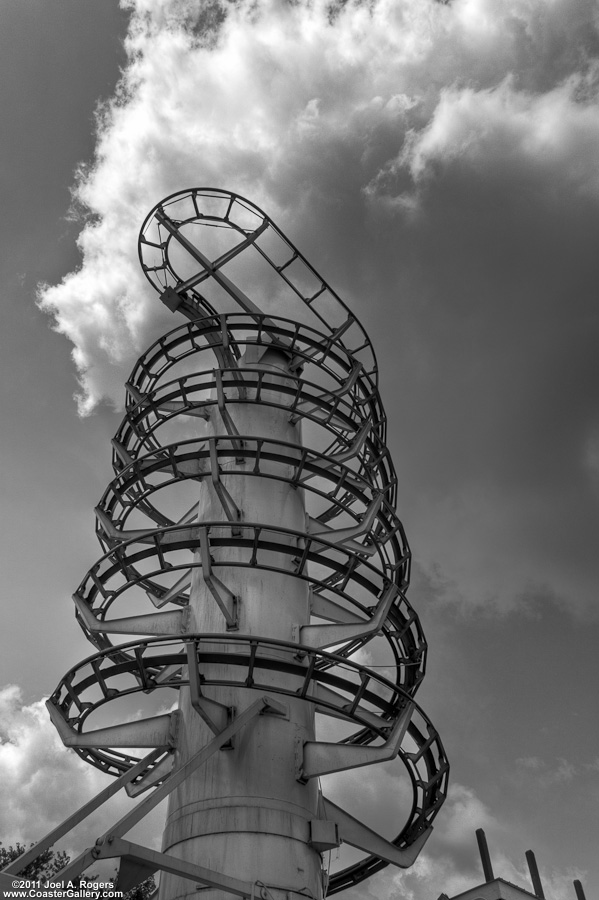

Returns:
1,189,448,899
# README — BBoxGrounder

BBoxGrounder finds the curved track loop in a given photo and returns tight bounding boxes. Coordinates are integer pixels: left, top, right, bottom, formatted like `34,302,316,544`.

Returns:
49,188,448,894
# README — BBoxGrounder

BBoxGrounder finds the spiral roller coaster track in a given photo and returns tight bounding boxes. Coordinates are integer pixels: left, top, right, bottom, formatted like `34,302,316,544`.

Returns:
12,189,448,899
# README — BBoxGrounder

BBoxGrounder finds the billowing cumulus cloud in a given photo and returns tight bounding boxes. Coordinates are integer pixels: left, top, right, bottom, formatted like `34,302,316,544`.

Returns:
38,0,599,403
37,0,599,625
0,685,102,846
0,685,164,864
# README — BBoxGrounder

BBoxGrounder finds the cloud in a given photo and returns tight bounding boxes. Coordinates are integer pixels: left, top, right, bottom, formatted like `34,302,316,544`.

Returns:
35,0,599,621
515,754,577,785
0,685,164,868
337,780,580,900
390,70,599,197
37,0,599,408
330,781,504,900
0,684,101,847
515,754,544,770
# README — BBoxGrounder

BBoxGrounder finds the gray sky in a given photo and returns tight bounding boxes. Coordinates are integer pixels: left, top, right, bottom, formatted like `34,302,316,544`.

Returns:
1,1,598,897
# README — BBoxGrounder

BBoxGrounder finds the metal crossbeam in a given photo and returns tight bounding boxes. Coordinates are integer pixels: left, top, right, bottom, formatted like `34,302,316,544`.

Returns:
198,526,239,629
101,839,254,898
299,702,413,779
47,705,178,750
321,798,432,868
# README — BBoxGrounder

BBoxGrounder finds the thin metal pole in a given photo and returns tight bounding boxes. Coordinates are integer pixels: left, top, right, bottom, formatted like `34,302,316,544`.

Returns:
475,829,494,883
525,850,545,899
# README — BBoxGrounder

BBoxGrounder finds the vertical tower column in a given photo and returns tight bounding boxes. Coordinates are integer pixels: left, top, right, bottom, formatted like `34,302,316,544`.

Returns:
159,348,323,900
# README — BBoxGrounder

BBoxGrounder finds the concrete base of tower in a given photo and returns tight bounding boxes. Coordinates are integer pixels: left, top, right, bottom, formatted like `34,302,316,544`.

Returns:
158,802,324,900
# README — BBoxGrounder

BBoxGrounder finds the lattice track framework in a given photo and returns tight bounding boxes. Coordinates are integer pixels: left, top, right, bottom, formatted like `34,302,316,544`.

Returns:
0,188,449,900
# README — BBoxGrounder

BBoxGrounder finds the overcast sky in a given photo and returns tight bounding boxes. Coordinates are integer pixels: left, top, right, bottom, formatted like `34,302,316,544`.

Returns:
1,0,598,898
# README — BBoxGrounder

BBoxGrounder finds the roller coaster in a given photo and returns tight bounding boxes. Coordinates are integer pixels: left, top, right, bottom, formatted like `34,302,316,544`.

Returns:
1,189,448,900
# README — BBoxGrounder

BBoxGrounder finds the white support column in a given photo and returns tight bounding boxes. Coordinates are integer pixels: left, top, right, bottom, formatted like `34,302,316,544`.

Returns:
159,348,323,900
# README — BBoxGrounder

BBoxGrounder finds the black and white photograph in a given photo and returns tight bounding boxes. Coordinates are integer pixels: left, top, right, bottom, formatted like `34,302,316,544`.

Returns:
1,2,598,899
